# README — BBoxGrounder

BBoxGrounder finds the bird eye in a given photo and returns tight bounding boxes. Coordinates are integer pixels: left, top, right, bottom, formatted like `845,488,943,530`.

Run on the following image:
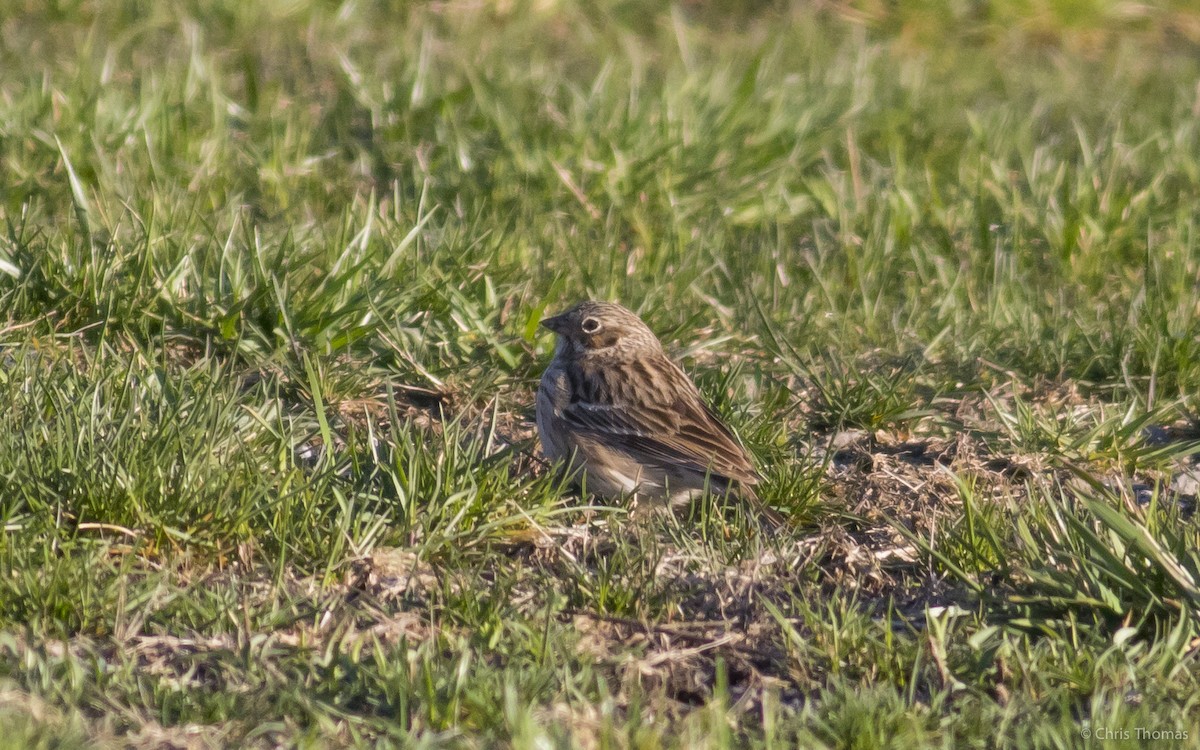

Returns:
581,317,601,333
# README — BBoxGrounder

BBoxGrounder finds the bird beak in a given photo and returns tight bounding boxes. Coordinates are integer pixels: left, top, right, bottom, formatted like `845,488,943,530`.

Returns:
539,313,568,335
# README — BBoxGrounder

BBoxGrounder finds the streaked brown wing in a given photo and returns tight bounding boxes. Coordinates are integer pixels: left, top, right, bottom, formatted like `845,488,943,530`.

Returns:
560,363,759,485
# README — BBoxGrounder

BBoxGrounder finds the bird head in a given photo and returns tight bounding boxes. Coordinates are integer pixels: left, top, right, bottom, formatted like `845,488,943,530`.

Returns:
540,300,662,357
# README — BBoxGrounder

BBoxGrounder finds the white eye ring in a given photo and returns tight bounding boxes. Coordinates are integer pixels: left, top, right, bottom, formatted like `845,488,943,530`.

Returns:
581,317,601,333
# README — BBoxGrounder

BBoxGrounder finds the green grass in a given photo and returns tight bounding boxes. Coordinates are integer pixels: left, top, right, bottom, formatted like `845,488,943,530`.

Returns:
4,0,1200,746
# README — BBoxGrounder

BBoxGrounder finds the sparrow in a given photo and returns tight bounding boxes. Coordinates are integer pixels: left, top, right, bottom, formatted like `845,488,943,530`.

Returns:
536,300,784,528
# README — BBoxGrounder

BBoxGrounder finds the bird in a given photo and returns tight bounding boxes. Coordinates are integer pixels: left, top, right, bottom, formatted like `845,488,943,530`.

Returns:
535,300,784,528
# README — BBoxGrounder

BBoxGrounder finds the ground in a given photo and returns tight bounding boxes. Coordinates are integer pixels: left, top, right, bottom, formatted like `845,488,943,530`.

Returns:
2,1,1200,747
